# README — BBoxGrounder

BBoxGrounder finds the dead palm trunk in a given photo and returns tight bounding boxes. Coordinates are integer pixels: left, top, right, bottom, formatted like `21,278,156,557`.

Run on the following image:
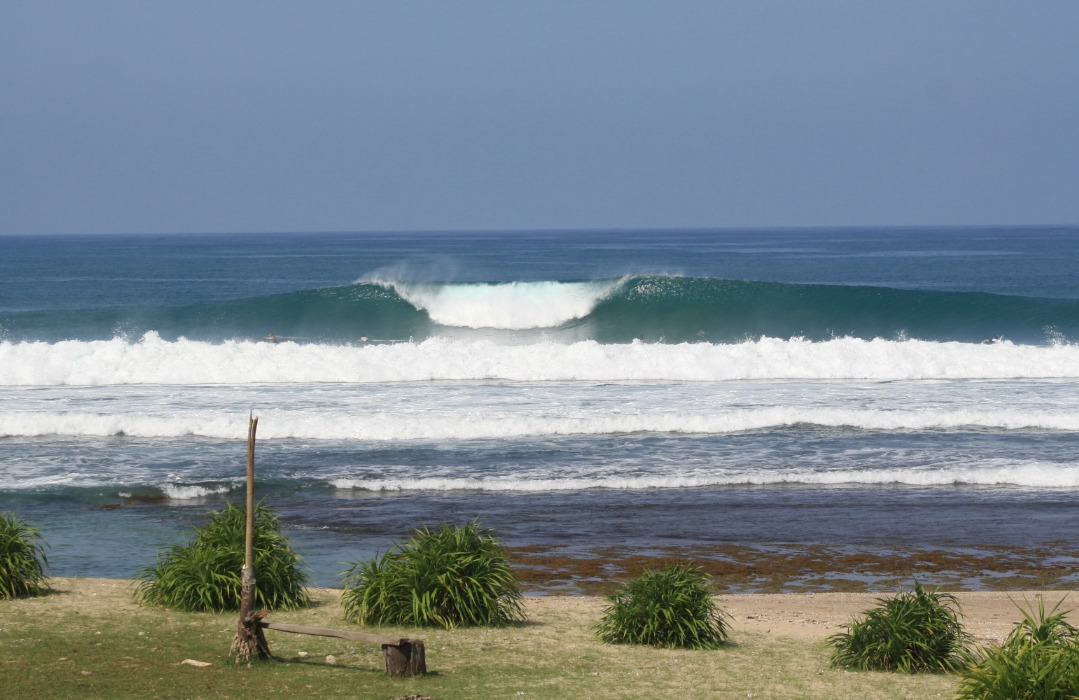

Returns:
230,414,271,662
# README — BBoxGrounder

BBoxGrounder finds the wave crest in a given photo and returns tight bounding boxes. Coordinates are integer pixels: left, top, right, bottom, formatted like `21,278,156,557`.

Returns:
376,279,622,329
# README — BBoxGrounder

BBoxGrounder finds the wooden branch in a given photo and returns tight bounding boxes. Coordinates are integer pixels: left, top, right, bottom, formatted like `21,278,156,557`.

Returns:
258,621,406,646
258,621,427,676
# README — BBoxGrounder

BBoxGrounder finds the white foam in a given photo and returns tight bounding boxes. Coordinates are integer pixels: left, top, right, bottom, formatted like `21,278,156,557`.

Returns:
3,406,1077,440
159,483,234,500
1,333,1079,386
329,461,1079,491
379,280,620,328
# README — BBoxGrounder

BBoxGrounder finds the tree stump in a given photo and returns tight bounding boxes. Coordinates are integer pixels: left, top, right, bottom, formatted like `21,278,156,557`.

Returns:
230,564,272,663
383,639,426,677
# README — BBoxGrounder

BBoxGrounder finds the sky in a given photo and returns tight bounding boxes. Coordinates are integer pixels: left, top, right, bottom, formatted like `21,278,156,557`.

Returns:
2,1,1078,235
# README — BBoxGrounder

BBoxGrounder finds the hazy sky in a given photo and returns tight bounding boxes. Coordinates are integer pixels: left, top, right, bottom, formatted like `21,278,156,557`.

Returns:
3,1,1078,235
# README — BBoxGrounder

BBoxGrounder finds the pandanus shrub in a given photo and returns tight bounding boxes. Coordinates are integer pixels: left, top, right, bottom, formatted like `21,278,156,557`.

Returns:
828,582,969,672
956,597,1079,700
135,503,310,612
0,512,49,599
596,562,730,649
342,521,525,629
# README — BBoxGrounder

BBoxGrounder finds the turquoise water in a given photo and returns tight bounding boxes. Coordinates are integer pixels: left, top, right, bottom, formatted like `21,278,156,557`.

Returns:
1,227,1078,589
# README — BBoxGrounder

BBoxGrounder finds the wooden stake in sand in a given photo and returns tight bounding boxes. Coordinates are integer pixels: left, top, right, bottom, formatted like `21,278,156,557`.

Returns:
230,414,272,663
226,413,426,675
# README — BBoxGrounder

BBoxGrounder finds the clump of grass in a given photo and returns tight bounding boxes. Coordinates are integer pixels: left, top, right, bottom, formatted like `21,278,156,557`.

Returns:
956,597,1079,700
596,562,730,649
828,582,968,672
134,503,310,612
0,512,49,599
341,521,525,629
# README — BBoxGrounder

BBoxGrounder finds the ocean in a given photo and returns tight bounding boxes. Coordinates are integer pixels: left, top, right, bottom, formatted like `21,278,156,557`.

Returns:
1,227,1077,592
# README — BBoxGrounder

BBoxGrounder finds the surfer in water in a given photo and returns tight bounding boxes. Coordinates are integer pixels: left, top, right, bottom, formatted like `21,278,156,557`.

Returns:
266,332,278,344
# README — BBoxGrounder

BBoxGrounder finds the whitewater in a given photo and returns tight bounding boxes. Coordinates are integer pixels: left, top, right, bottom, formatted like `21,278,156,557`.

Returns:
4,333,1079,386
373,278,620,329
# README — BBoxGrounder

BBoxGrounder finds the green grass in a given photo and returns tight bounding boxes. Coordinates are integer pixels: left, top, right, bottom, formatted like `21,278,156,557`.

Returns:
828,582,969,673
0,578,965,700
0,511,49,599
595,562,730,649
134,503,310,612
341,521,525,629
956,597,1079,700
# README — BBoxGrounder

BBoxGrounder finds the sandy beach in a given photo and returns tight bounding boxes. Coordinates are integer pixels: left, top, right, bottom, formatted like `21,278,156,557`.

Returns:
22,577,1078,645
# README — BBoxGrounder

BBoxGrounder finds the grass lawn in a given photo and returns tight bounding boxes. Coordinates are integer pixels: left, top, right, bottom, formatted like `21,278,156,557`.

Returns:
1,578,970,699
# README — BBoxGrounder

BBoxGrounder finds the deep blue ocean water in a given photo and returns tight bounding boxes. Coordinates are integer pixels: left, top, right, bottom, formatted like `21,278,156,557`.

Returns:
1,227,1078,590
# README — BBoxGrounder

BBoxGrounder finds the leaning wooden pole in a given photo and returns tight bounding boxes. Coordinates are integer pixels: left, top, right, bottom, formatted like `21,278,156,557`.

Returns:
243,414,257,602
230,414,271,663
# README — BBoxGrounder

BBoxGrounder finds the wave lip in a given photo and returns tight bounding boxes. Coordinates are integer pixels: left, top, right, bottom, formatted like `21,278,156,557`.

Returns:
378,279,622,329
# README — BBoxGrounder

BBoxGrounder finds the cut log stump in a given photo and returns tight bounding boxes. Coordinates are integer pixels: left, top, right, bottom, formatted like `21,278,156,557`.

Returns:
383,639,426,677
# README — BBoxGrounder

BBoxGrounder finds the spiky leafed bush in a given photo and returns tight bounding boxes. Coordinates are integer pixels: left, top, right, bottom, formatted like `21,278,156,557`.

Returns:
956,598,1079,700
342,521,525,629
828,582,969,673
596,562,730,649
0,512,49,599
135,503,310,612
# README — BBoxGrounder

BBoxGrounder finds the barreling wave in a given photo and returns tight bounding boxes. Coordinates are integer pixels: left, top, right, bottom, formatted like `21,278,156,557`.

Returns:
372,278,619,329
4,276,1079,344
3,333,1079,387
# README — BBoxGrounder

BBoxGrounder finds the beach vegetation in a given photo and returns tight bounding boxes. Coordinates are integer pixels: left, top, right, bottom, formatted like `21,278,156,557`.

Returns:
134,503,310,612
828,582,968,673
341,520,525,629
955,597,1079,700
0,512,49,599
595,562,730,649
1,578,964,700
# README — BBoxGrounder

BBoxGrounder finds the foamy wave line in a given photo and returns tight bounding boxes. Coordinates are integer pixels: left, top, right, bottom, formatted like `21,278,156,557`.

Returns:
370,278,622,329
331,463,1079,491
3,333,1079,386
4,407,1079,439
158,483,235,500
4,465,1074,493
0,478,239,495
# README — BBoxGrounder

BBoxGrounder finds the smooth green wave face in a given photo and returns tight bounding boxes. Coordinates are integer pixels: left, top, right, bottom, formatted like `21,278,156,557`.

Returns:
6,275,1076,345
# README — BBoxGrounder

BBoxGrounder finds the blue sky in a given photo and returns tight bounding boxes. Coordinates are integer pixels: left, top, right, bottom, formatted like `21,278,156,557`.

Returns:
2,1,1078,235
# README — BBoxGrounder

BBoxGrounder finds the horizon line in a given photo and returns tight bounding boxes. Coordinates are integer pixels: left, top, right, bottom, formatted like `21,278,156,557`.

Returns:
3,222,1079,238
